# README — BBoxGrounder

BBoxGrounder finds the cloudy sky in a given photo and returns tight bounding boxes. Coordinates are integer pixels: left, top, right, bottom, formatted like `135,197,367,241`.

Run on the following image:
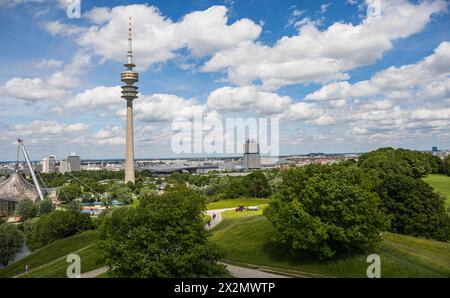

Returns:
0,0,449,161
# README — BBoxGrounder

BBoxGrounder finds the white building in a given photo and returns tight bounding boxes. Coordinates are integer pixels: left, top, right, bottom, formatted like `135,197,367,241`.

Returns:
42,155,56,173
59,153,81,174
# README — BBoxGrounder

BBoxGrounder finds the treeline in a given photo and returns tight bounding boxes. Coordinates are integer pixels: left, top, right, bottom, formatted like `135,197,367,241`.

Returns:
40,169,154,188
168,171,272,199
265,147,450,260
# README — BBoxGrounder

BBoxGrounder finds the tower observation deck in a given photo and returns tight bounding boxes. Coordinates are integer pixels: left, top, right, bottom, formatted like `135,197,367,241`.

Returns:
121,16,138,184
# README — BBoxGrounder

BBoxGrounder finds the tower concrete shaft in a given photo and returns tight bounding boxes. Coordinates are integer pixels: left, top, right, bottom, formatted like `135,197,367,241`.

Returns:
125,99,135,183
121,16,138,184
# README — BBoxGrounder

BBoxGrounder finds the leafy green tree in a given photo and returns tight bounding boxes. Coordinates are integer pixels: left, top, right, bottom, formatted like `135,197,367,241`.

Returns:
0,223,24,266
25,210,94,251
106,184,133,205
265,164,387,260
98,186,227,277
376,174,449,241
37,198,54,216
442,155,450,176
59,183,82,204
245,171,271,198
15,199,37,221
358,147,441,179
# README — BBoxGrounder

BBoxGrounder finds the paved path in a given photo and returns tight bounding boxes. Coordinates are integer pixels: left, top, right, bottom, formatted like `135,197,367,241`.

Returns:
80,266,108,278
222,263,289,278
205,208,291,278
205,208,234,230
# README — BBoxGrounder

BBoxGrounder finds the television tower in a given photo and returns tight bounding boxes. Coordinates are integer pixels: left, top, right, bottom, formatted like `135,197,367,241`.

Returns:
121,16,138,184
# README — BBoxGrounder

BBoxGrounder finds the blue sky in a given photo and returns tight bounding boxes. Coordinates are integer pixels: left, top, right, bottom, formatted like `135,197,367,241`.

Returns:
0,0,449,161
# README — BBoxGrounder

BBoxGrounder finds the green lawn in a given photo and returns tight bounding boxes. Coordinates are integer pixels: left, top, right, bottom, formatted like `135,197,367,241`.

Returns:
211,213,450,278
0,230,99,277
219,206,267,218
207,198,269,210
423,174,450,208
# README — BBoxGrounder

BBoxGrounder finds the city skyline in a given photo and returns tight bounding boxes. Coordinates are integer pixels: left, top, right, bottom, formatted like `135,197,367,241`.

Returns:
1,0,450,160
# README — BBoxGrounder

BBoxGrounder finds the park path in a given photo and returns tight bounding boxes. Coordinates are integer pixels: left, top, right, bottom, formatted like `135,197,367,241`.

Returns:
205,208,234,230
81,266,108,278
205,208,290,278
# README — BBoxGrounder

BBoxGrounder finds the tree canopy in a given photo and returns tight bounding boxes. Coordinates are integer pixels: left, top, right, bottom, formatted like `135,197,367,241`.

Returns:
97,185,227,277
15,199,37,221
0,223,24,266
265,164,387,260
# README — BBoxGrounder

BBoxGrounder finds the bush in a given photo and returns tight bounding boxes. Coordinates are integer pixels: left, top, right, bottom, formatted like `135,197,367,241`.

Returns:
25,210,94,251
98,186,227,277
265,164,387,260
0,224,24,266
15,199,37,221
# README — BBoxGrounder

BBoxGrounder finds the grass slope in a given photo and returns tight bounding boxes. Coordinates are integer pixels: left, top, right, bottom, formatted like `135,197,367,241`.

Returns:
423,174,450,208
19,245,103,278
211,214,450,278
207,198,269,210
0,230,99,278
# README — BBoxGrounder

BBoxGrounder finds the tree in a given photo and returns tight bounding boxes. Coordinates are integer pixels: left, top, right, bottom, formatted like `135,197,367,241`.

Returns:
265,164,387,260
442,155,450,176
25,210,94,251
98,186,227,277
245,171,271,198
59,183,82,204
15,199,37,221
37,198,54,216
0,223,24,266
376,174,450,241
106,184,133,206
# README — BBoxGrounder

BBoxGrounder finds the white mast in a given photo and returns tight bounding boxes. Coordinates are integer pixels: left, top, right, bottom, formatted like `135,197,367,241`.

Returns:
18,138,44,201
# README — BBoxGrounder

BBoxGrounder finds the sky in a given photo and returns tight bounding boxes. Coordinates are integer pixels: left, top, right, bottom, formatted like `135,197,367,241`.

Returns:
0,0,449,161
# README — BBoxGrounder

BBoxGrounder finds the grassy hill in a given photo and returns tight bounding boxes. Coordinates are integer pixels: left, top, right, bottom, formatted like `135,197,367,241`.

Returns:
423,174,450,208
211,213,450,278
0,230,100,278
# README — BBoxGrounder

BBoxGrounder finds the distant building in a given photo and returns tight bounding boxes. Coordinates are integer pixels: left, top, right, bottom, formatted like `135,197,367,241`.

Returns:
59,153,81,174
432,146,438,153
243,139,261,169
42,155,56,173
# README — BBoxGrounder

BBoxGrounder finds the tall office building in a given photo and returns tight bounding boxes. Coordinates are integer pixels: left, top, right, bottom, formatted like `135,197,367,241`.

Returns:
121,16,139,184
243,139,261,169
59,153,81,174
42,155,56,173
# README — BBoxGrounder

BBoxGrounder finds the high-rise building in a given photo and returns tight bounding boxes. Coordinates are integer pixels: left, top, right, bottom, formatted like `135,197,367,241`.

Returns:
121,16,138,184
243,139,261,169
42,155,56,173
59,153,81,174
